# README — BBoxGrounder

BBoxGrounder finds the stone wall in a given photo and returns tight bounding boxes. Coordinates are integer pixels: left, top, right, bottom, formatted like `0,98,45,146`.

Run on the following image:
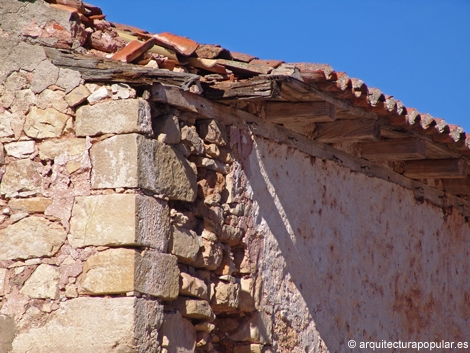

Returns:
1,1,469,352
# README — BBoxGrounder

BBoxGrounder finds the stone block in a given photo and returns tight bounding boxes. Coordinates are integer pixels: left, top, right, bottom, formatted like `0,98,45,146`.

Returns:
194,238,224,270
181,125,204,154
197,119,227,146
38,138,87,160
8,197,53,214
79,249,179,299
11,297,163,353
24,107,70,139
0,269,7,296
180,272,208,300
229,311,272,344
220,224,244,246
64,84,90,107
155,114,181,144
0,159,42,198
0,143,4,165
4,140,35,159
173,297,215,321
169,225,200,264
76,99,152,137
160,311,196,353
0,217,66,261
239,277,256,312
211,280,240,313
69,194,169,250
91,134,197,201
30,59,59,94
20,264,59,299
0,315,16,353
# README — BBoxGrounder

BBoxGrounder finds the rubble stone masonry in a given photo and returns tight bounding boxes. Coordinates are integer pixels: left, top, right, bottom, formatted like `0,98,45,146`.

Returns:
1,1,469,352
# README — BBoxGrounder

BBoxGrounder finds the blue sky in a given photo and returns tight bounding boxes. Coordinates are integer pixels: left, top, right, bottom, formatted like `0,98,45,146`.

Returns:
92,0,470,132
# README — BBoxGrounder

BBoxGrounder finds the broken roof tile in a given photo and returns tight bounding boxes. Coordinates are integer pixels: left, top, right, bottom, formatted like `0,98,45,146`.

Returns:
230,51,258,63
196,44,232,60
187,58,229,75
154,32,199,56
291,63,335,82
111,37,156,63
113,23,153,41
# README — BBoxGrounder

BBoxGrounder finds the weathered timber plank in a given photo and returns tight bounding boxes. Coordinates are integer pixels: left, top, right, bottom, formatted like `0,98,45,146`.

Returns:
150,84,469,215
265,101,336,123
44,48,200,89
314,119,380,143
207,75,376,120
360,138,427,160
443,178,470,194
403,158,468,179
203,80,277,100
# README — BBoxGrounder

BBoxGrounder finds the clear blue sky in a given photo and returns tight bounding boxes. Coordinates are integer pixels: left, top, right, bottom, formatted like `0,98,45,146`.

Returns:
92,0,470,132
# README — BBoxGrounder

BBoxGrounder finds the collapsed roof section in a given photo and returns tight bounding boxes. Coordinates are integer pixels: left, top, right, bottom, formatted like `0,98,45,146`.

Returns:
21,0,470,195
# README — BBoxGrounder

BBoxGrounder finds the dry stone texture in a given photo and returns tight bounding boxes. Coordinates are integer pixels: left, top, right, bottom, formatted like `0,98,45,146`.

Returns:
76,99,152,136
174,297,215,320
0,217,66,261
180,272,208,300
69,194,169,250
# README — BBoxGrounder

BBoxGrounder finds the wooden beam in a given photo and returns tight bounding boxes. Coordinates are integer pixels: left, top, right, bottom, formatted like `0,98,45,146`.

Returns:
44,48,200,89
313,119,380,143
206,76,377,120
403,158,468,179
265,101,336,123
360,138,427,160
443,178,470,194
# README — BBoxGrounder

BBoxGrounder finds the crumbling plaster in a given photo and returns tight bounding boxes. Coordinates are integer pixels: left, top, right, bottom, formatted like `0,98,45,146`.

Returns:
246,135,470,352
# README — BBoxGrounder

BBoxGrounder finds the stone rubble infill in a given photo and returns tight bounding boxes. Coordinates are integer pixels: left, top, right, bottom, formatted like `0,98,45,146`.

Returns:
0,4,271,349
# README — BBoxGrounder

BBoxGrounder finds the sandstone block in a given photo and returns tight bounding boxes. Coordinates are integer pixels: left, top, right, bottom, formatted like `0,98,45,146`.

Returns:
8,197,53,214
155,114,181,144
0,159,42,198
173,297,215,321
69,194,169,250
39,138,87,160
181,125,204,154
30,59,59,94
180,272,208,300
0,111,15,138
221,224,244,246
91,134,197,201
0,217,66,261
56,67,82,93
198,119,227,146
229,311,272,344
64,84,90,107
160,311,196,353
11,297,163,353
0,269,7,296
0,315,16,353
239,277,256,312
194,238,224,270
169,225,200,264
4,140,35,159
211,279,240,313
24,107,70,139
76,99,152,136
20,264,59,299
80,249,179,299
